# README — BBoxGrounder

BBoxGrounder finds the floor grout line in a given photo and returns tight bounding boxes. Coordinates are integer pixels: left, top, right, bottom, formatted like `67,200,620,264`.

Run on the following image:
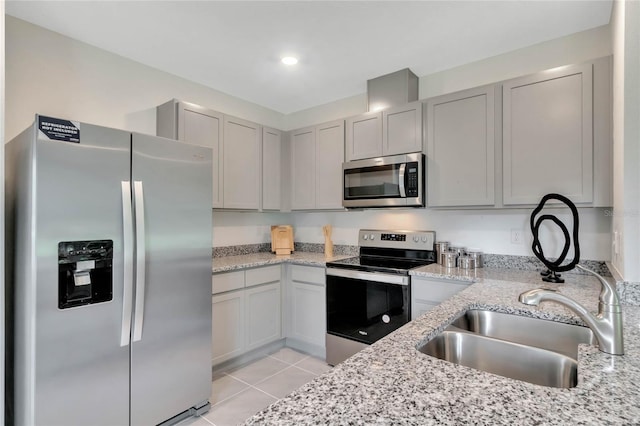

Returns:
267,353,310,365
249,383,280,400
208,350,321,423
288,363,325,377
199,415,216,426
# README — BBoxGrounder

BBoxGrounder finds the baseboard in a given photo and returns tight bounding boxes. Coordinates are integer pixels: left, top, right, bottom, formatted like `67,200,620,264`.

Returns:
284,338,326,360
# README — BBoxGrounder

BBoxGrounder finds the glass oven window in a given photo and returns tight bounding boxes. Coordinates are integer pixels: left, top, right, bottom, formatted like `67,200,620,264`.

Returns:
344,164,402,199
326,275,409,345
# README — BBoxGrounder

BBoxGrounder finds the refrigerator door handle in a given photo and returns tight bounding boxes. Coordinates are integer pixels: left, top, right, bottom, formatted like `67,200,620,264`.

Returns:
133,181,147,342
120,181,134,347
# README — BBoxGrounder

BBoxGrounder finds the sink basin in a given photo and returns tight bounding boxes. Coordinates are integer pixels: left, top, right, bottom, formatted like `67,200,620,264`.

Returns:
419,330,578,388
418,310,595,388
449,309,595,358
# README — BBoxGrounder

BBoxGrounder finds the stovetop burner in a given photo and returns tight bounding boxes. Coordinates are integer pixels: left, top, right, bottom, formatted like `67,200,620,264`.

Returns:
326,229,437,275
327,255,435,275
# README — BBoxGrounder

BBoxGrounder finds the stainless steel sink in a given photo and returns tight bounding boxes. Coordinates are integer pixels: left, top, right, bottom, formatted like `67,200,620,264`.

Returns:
449,309,595,358
418,310,595,388
419,330,578,388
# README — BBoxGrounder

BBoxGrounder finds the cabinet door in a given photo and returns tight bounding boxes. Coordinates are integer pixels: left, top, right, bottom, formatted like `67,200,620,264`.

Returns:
177,102,224,208
212,291,245,365
289,275,326,347
223,115,261,209
245,283,282,351
315,120,345,209
345,111,382,161
383,101,423,156
291,127,316,210
411,301,439,321
262,127,281,211
503,63,593,205
411,277,469,320
290,281,325,347
426,86,496,207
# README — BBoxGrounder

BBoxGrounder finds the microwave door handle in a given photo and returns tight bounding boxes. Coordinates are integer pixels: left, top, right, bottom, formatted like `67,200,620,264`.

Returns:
398,163,406,197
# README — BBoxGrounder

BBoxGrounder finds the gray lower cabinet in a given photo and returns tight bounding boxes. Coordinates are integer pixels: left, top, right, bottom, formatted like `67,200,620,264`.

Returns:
411,277,470,320
212,290,245,365
285,265,326,357
245,282,281,351
425,85,497,207
211,265,282,366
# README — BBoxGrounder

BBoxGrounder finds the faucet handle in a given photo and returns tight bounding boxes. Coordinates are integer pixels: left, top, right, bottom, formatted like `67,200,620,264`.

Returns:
575,264,620,309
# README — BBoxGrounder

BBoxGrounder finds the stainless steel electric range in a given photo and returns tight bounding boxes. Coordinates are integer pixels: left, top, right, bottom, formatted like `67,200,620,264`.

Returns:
325,229,437,366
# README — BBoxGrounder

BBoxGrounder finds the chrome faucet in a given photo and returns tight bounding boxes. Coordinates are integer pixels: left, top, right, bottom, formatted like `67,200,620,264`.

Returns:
519,264,624,355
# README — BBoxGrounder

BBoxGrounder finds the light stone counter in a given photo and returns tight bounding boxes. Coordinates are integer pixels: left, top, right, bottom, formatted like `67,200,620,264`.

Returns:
244,267,640,425
212,252,353,273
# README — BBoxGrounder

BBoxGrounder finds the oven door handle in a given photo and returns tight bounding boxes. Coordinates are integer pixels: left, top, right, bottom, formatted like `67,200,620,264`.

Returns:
326,268,409,286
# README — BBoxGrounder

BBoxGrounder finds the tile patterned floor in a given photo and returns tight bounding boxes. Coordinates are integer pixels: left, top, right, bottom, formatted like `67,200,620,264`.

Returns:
177,348,331,426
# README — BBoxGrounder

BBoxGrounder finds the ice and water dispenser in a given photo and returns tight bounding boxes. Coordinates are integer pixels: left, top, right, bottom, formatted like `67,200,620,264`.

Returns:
58,240,113,309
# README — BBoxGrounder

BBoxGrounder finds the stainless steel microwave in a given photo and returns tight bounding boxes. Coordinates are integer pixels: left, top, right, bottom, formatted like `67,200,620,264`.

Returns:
342,152,425,208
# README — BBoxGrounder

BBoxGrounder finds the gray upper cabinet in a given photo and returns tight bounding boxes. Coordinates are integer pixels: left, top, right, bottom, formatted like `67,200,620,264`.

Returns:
502,63,593,205
291,120,345,210
315,120,345,209
383,101,423,156
291,127,316,210
346,102,423,161
345,111,382,161
262,127,282,211
426,86,496,207
223,115,261,210
157,100,224,208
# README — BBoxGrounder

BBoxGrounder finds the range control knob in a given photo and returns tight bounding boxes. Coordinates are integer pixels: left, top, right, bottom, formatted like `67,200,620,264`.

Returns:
363,234,369,240
413,236,420,242
369,234,375,240
422,236,428,243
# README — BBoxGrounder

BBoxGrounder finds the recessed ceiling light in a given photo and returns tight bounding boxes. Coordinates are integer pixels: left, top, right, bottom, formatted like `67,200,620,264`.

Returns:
281,56,298,66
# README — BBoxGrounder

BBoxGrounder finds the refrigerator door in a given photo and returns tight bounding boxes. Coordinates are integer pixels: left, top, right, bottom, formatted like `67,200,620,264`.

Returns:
129,133,213,425
25,122,132,425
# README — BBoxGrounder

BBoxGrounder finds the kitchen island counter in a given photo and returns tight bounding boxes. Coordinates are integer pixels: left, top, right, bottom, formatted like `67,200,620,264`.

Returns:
244,267,640,425
213,251,352,273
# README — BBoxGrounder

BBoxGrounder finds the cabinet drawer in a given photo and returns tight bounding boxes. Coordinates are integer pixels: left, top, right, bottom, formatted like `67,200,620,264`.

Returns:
411,278,469,303
212,270,245,294
245,265,281,287
291,265,325,285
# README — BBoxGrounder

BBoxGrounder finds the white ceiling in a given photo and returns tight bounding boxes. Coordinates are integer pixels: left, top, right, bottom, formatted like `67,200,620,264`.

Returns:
6,1,613,114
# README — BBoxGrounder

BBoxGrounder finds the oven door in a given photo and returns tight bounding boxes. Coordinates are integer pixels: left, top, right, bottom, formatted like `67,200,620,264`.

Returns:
326,268,410,345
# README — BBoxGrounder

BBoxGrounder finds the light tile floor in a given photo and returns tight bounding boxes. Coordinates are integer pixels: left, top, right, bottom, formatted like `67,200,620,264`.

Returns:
178,348,331,426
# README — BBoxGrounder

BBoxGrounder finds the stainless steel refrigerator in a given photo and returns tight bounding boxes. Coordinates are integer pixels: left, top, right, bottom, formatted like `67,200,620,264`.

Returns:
5,115,213,425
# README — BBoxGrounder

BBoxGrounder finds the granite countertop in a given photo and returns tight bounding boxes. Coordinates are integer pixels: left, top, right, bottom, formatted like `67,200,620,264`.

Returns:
212,251,353,273
245,267,640,425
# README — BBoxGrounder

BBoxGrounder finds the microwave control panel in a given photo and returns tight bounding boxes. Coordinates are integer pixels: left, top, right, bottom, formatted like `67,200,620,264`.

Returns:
406,162,419,197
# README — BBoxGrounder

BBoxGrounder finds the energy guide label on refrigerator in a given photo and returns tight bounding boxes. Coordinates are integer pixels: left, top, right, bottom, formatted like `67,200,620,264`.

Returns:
38,115,81,143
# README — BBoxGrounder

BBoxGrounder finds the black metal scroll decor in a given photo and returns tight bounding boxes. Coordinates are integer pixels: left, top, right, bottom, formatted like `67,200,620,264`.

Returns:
529,193,581,283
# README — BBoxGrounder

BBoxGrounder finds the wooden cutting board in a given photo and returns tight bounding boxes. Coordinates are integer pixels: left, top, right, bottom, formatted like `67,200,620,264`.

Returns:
271,225,294,255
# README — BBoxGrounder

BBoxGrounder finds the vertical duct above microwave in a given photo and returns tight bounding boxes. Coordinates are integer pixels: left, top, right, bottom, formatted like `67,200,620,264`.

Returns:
367,68,419,112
